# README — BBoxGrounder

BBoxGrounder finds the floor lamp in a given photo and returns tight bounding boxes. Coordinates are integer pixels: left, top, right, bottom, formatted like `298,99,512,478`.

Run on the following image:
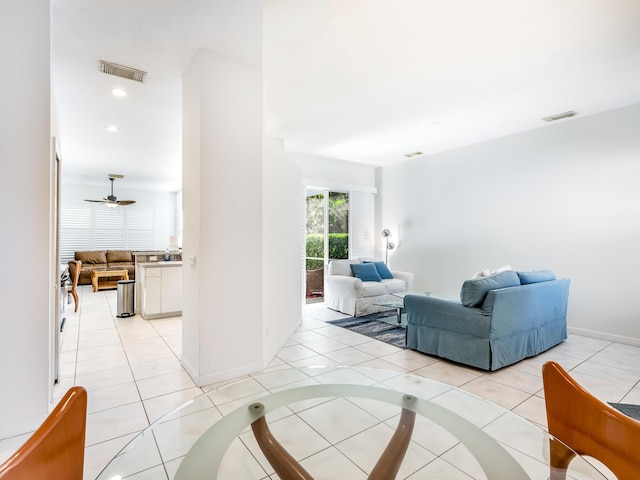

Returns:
381,229,395,264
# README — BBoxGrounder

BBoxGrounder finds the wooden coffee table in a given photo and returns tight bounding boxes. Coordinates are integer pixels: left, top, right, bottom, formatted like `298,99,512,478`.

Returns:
91,269,129,292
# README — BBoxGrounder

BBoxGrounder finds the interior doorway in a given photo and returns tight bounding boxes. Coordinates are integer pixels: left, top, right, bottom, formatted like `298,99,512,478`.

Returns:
305,188,349,303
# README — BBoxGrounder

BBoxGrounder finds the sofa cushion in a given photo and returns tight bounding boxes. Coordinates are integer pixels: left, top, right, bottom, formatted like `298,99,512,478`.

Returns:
328,259,359,277
460,270,521,307
75,250,107,264
361,281,387,297
107,250,133,263
381,278,406,294
350,263,382,282
365,261,394,280
517,270,556,285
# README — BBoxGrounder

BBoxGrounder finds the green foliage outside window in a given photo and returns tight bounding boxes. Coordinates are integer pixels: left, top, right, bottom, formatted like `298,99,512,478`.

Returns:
306,233,348,270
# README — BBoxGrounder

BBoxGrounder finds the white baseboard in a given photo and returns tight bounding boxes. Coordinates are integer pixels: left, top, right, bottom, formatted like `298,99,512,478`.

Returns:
568,326,640,347
0,413,45,442
180,354,264,388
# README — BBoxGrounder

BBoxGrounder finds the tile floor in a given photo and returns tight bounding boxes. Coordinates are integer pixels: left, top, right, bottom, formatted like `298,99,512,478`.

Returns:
2,285,639,479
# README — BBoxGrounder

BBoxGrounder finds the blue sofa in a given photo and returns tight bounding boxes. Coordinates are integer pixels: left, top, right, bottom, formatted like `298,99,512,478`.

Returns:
405,270,569,371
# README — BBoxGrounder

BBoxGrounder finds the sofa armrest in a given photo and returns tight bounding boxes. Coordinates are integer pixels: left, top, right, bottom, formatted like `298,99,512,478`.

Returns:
391,270,414,291
404,294,491,337
325,274,364,297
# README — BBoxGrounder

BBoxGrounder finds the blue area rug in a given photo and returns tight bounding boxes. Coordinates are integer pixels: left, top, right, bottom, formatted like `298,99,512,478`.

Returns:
609,403,640,421
327,312,406,348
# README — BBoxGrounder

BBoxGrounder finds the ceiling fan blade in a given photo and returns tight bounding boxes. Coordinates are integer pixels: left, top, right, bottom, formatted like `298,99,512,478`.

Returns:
85,175,136,207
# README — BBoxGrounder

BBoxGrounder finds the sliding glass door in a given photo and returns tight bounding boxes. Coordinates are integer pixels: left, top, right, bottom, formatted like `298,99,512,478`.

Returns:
305,189,349,301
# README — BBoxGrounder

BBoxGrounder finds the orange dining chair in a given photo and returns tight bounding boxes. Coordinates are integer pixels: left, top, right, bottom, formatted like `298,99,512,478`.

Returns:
542,361,640,480
70,260,81,313
0,386,87,480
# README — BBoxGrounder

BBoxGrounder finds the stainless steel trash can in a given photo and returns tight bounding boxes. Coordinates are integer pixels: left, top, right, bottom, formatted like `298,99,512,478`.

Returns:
117,279,135,317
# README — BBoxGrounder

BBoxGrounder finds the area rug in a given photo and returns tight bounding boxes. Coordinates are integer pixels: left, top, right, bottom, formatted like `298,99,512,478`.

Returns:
327,311,406,348
609,402,640,421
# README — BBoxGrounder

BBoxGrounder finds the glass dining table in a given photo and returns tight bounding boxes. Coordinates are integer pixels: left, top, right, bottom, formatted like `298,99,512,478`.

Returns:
96,366,608,479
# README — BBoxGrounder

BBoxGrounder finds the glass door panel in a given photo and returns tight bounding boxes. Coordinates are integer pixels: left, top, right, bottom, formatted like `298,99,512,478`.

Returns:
328,191,349,262
305,190,350,303
305,192,325,301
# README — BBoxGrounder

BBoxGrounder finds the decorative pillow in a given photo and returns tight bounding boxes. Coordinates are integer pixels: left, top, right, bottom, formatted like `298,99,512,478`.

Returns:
460,270,521,307
328,259,359,277
517,270,556,285
350,262,383,282
471,264,512,279
364,261,394,280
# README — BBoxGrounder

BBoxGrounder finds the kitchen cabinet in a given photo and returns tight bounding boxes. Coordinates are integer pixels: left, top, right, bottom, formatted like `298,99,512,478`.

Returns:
139,262,182,319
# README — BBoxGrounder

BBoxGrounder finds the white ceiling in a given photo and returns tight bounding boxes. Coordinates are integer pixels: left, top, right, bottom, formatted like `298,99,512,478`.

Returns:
53,0,640,192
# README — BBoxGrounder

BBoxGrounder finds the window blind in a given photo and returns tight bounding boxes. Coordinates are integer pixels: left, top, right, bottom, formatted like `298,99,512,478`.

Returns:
349,191,374,259
59,204,155,263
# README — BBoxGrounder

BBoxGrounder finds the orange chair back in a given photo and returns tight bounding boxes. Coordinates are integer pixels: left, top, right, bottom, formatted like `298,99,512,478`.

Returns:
0,387,87,480
71,260,82,312
542,361,640,480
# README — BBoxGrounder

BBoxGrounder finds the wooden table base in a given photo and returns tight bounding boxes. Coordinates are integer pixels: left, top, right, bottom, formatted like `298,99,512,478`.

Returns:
91,269,129,292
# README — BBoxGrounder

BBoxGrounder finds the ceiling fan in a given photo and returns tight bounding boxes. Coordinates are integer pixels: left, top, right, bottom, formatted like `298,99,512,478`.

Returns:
84,174,136,207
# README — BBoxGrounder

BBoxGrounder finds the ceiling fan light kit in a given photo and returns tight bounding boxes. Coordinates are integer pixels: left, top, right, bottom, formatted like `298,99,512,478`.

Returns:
85,175,136,207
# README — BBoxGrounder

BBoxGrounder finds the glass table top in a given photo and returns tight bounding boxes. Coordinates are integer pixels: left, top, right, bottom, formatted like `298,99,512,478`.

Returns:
96,366,608,479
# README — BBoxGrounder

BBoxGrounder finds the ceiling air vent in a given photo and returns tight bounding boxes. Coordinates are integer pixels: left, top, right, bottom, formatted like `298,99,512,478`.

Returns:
99,60,147,83
542,111,577,122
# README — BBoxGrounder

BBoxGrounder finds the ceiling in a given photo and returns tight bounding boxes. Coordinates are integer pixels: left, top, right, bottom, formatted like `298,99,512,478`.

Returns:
52,0,640,192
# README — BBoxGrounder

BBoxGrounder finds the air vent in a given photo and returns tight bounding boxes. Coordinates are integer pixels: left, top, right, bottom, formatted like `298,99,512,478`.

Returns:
404,151,424,158
99,60,147,83
542,111,577,122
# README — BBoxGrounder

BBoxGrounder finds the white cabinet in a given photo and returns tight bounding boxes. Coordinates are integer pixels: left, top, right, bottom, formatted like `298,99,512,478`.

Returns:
142,267,162,316
140,263,182,319
161,266,182,313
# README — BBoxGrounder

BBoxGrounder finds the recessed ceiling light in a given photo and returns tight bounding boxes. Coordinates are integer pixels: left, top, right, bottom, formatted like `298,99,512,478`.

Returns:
111,88,127,97
542,111,577,122
404,151,424,158
105,125,118,132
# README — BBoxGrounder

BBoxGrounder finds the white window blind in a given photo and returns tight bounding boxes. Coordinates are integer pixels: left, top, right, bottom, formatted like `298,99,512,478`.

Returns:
126,208,155,250
60,208,92,263
349,191,374,259
95,209,124,249
59,204,155,263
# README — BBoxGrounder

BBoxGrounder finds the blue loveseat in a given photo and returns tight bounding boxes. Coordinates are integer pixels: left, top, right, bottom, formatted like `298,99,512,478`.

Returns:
405,270,569,371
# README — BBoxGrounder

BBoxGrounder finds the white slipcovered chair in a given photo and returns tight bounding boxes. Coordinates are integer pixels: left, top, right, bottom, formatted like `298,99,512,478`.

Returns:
324,258,414,316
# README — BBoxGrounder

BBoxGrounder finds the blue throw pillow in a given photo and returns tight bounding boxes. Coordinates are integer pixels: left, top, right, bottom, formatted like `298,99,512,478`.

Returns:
517,270,556,285
460,270,521,307
364,261,394,280
350,263,382,282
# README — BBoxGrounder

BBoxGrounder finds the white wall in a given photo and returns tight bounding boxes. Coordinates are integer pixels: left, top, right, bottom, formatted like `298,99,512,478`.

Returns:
182,46,266,385
61,182,179,250
378,103,640,344
0,0,52,437
263,139,303,362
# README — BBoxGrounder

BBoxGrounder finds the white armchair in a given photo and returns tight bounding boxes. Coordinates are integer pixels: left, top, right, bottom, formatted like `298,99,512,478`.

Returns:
324,259,414,316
